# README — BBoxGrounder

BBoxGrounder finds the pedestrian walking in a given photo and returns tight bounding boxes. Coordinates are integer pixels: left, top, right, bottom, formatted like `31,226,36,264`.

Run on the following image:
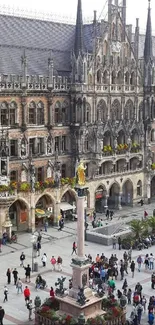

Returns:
20,252,25,267
37,232,42,243
57,256,62,271
6,268,11,284
137,255,143,272
41,253,47,267
24,286,30,305
150,254,154,270
136,302,143,324
50,256,56,271
12,268,18,285
3,286,8,302
24,265,31,283
44,220,48,232
27,299,33,321
0,306,5,325
71,242,77,255
118,237,122,250
112,236,117,249
130,261,135,278
141,295,147,312
148,310,154,325
127,288,132,304
37,241,41,256
16,278,23,294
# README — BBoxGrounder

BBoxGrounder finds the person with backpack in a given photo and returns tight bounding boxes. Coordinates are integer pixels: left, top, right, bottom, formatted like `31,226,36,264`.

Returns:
27,299,33,321
57,256,62,271
20,252,25,267
71,242,77,255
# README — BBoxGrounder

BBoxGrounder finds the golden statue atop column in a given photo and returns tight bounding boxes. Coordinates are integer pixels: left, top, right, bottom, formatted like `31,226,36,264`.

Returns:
76,162,87,186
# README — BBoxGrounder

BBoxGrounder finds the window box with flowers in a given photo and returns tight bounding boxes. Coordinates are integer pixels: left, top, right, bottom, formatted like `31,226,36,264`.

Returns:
131,143,140,153
117,144,128,153
103,145,113,156
151,163,155,170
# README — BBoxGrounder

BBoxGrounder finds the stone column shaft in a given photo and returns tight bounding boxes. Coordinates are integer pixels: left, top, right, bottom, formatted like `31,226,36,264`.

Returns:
77,195,85,258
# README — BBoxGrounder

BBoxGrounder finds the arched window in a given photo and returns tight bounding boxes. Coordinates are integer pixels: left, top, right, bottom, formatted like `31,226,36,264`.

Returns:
124,99,134,120
111,71,116,84
88,74,92,85
111,99,121,121
62,101,68,124
130,72,135,85
137,180,142,196
9,101,17,126
103,40,108,56
55,101,61,124
97,70,101,83
29,101,36,124
84,102,91,123
125,71,129,84
1,101,8,126
97,99,107,122
103,70,108,84
117,71,122,84
37,101,44,125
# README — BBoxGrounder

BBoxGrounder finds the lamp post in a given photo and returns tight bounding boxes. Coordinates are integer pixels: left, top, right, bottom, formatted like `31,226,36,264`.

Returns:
28,150,36,233
31,233,37,272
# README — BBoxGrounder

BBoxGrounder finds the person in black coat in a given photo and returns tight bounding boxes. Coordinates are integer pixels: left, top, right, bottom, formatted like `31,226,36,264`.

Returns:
24,265,31,283
0,306,5,325
6,269,11,284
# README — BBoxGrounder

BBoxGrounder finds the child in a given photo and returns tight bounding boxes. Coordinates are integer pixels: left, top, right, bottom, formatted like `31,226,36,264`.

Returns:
127,288,132,304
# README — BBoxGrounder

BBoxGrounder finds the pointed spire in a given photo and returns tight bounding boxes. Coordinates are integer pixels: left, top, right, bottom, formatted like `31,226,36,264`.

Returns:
144,0,153,64
74,0,84,58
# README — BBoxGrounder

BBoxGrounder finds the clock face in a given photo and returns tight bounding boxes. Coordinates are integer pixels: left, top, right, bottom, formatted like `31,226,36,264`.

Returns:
111,42,121,54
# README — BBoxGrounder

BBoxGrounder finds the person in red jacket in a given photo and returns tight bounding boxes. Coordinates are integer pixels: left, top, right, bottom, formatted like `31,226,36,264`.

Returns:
50,287,55,298
24,286,30,305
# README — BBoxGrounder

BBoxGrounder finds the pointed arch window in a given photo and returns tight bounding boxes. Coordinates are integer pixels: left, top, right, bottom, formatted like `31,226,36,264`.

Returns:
1,102,8,126
62,101,69,124
29,101,36,124
125,71,129,84
97,70,101,83
103,70,108,84
130,72,135,85
111,71,116,84
111,99,121,121
117,71,122,84
84,102,91,123
9,101,17,126
37,101,44,125
124,99,134,120
97,100,107,122
55,101,61,124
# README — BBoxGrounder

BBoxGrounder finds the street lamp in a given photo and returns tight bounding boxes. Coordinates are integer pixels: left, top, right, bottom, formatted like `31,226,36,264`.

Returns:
31,233,37,272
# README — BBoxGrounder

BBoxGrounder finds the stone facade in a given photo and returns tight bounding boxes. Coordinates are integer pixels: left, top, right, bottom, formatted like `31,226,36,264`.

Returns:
0,0,154,233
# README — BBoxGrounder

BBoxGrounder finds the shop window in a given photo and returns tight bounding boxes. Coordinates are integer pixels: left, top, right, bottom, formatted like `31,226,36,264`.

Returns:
10,140,18,157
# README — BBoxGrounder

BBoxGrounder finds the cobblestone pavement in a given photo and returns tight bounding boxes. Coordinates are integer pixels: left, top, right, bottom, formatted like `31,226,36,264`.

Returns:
1,203,155,324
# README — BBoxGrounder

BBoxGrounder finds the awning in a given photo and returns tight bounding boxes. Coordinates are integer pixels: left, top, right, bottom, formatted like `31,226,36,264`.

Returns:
60,202,74,211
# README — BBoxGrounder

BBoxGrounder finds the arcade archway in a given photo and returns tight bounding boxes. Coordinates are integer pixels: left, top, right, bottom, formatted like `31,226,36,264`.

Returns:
108,183,120,209
122,180,133,206
9,199,29,231
151,177,155,200
60,190,76,219
35,194,54,226
95,185,107,213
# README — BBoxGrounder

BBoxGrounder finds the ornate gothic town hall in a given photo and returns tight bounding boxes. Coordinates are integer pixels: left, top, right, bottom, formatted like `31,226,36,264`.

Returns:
0,0,154,233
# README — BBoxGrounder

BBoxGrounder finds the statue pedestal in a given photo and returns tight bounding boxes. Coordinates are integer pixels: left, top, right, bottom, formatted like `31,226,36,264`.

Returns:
57,295,104,319
69,259,92,299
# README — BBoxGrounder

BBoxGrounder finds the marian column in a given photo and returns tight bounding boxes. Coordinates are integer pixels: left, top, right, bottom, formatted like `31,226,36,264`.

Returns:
69,162,91,298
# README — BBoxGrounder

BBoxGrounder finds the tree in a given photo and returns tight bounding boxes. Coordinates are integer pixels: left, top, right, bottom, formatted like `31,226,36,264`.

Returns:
148,216,155,234
129,219,144,239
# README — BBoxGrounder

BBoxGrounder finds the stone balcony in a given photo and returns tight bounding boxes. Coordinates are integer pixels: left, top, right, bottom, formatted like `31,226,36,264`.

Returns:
0,190,17,206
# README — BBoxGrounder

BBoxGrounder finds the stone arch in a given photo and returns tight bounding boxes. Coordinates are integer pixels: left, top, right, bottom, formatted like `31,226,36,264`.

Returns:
99,161,114,175
35,193,55,208
122,179,133,206
131,129,139,143
117,129,125,145
84,102,91,123
95,184,107,213
117,71,122,84
60,189,77,219
28,101,36,124
124,99,134,120
116,158,127,173
35,193,55,226
62,100,69,123
137,180,142,197
111,99,121,121
97,99,107,122
61,188,77,203
103,70,108,84
108,182,120,209
9,198,29,231
37,100,44,125
103,130,112,147
54,101,61,124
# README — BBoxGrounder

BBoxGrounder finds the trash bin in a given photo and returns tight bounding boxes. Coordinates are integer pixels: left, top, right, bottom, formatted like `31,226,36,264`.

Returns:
33,262,38,272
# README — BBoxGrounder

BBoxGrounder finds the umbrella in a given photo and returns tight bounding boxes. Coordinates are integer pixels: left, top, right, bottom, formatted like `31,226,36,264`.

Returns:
35,209,51,218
